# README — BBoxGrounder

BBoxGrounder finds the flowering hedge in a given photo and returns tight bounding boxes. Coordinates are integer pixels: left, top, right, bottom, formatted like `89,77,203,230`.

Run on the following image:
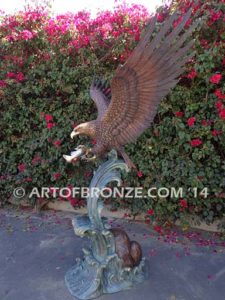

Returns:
0,1,224,226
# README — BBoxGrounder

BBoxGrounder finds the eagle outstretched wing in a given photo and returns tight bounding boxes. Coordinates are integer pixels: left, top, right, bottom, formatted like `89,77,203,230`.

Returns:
90,79,111,120
100,9,200,145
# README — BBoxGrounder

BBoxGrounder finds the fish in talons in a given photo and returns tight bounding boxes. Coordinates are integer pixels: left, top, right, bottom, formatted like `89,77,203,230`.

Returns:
63,145,96,163
63,145,87,163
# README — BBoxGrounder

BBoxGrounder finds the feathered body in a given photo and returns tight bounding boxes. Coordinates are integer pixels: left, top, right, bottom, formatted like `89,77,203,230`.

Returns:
71,9,200,168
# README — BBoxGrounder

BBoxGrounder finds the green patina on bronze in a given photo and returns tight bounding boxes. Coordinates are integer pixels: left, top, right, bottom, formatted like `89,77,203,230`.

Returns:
65,150,146,300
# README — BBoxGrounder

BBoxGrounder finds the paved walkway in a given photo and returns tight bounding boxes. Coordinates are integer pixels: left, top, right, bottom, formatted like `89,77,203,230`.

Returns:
0,207,225,300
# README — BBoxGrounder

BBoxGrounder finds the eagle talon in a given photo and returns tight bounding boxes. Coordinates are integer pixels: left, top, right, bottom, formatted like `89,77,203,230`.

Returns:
81,155,96,162
63,145,87,163
76,145,87,151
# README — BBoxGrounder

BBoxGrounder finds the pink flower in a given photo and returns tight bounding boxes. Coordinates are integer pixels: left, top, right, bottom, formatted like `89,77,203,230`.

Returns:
200,39,209,49
210,9,222,22
134,33,140,42
190,139,202,147
53,172,61,180
0,80,7,88
91,139,97,145
16,72,25,82
45,114,53,122
214,89,225,100
32,155,41,165
137,171,143,178
47,122,55,129
5,35,15,42
147,209,154,215
123,213,129,218
212,129,222,137
187,117,196,127
18,60,23,68
215,101,223,111
173,16,182,28
201,120,207,126
219,109,225,119
53,140,61,147
157,13,164,22
6,72,16,79
187,69,197,80
209,74,222,84
69,198,79,207
18,163,26,172
153,225,162,234
201,120,213,126
20,30,34,40
185,19,191,27
175,111,184,117
179,199,188,208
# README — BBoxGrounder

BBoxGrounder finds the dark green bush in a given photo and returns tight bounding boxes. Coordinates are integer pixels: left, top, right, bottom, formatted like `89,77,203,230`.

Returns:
0,1,224,225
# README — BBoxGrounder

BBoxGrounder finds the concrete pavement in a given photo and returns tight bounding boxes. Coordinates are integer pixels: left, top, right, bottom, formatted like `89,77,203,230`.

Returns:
0,207,224,300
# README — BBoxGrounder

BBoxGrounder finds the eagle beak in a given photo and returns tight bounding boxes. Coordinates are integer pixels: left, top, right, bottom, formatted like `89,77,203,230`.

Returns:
70,130,79,139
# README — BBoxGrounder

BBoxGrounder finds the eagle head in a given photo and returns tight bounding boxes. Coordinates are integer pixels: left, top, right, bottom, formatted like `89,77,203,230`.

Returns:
70,121,96,139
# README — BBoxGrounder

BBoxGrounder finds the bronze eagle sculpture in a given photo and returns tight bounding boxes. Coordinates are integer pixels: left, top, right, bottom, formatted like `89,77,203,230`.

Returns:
69,9,200,169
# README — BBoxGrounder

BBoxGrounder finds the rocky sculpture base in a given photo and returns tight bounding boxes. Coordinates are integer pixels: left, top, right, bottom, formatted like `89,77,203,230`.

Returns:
65,219,146,299
65,150,146,300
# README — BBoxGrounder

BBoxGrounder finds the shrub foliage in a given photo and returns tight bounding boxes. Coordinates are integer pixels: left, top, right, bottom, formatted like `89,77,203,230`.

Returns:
0,0,224,225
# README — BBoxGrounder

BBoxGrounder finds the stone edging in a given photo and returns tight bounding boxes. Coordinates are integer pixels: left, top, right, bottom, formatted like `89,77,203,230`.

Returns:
47,200,224,233
6,197,224,233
